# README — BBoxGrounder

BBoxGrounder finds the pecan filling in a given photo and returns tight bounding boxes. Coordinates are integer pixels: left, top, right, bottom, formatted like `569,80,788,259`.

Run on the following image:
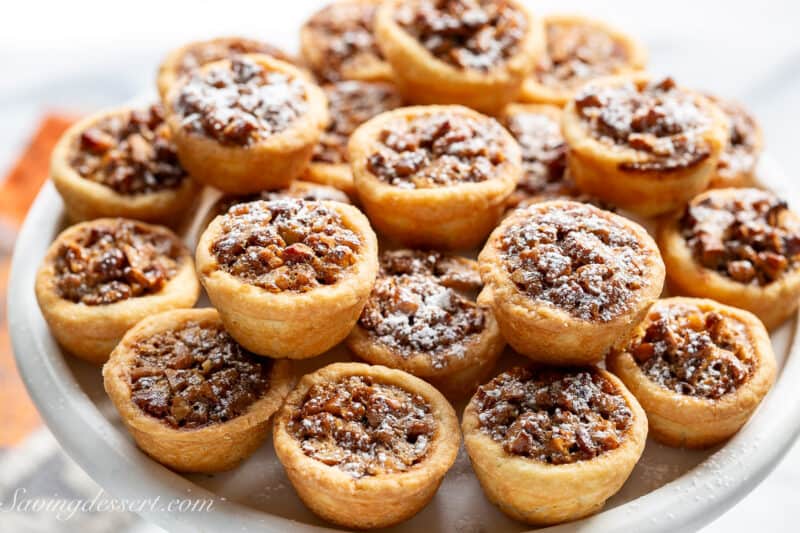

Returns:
70,105,186,195
503,109,570,201
475,367,632,464
367,113,508,188
500,203,649,321
313,81,403,165
681,189,800,285
175,57,307,146
211,199,361,293
709,96,760,179
305,1,384,82
130,321,271,429
536,22,629,90
359,250,486,368
287,375,435,478
627,303,754,399
213,183,351,219
176,39,291,77
395,0,527,71
54,220,181,305
574,77,712,172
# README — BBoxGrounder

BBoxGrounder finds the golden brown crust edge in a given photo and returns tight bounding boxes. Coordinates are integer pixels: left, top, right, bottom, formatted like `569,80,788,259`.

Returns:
34,219,200,364
102,308,295,472
462,368,648,525
272,362,460,529
50,108,201,227
656,190,800,330
164,54,328,194
196,201,379,359
478,201,665,364
606,297,777,448
374,0,545,113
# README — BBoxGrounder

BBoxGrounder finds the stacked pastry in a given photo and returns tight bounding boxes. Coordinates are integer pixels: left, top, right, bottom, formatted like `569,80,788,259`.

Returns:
35,0,795,529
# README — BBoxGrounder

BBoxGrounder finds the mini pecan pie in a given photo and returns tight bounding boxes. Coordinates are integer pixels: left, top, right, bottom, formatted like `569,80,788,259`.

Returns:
562,74,728,215
706,94,764,189
658,188,800,329
157,36,294,99
520,15,647,106
103,308,294,472
273,362,460,529
305,80,403,197
202,180,351,230
350,105,522,249
608,297,776,448
196,199,378,358
462,366,647,525
35,218,199,363
301,0,392,83
375,0,545,112
346,250,505,397
50,104,200,225
479,200,665,364
164,54,328,193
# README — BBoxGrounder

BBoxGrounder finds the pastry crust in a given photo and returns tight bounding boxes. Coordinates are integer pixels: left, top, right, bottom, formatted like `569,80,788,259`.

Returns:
35,219,199,364
657,188,800,329
462,367,647,525
607,297,777,448
50,107,200,226
346,253,505,398
349,105,521,250
303,162,357,198
164,54,328,194
157,36,295,100
196,201,378,358
300,0,393,83
479,200,665,364
520,14,647,107
374,0,545,113
562,74,728,216
103,308,294,472
273,362,460,529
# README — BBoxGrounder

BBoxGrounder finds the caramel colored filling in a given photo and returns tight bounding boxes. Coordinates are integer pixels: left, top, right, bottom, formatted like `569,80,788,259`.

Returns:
130,321,271,429
211,199,361,292
176,38,291,77
288,375,435,478
475,367,632,464
54,220,181,305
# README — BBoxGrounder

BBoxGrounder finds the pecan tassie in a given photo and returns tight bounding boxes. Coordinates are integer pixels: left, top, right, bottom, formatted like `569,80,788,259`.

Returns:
499,202,649,321
175,57,308,146
70,104,186,195
53,219,182,305
174,38,293,79
574,77,713,172
210,199,361,293
474,366,633,464
535,20,630,90
680,189,800,286
130,320,271,429
625,302,754,399
394,0,528,71
303,0,386,82
358,250,486,368
366,113,509,188
209,181,351,222
286,375,435,478
707,94,762,184
313,81,403,165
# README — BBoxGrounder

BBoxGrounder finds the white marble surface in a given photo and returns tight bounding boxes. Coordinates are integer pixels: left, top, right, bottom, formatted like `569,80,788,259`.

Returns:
0,1,798,531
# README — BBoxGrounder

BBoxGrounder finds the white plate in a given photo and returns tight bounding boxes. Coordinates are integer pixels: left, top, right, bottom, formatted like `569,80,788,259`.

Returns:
8,153,800,533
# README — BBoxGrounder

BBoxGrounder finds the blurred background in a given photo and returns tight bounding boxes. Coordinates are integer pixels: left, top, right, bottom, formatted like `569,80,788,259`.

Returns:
1,0,799,531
